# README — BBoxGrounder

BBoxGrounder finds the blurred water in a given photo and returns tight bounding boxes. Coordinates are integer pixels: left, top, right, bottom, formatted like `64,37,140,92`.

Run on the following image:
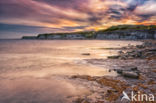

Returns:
0,40,142,103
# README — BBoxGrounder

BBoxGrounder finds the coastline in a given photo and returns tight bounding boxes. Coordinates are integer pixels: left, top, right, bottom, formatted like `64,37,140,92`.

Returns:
0,40,155,103
71,40,156,103
21,25,156,40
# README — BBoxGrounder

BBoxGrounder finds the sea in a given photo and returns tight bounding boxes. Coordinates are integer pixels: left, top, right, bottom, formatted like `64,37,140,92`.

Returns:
0,40,142,103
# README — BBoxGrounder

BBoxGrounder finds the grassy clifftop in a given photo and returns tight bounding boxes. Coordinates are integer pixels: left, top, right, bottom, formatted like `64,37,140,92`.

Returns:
98,25,156,33
38,25,156,36
37,31,96,39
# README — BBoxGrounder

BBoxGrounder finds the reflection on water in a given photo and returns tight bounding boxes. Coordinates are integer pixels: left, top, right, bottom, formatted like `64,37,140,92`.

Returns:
0,40,142,103
0,77,90,103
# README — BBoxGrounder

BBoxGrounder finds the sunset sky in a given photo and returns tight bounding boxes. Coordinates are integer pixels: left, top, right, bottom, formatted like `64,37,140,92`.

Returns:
0,0,156,38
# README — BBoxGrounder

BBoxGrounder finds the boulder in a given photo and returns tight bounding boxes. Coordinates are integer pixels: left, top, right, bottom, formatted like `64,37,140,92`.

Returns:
115,66,139,79
122,71,139,79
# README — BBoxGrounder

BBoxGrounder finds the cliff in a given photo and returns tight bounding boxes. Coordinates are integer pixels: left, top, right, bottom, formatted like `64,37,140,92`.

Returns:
22,36,37,40
96,29,156,40
22,25,156,40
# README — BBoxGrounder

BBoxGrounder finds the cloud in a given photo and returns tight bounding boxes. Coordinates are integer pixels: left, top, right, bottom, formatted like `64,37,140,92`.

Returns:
134,0,156,15
0,0,156,38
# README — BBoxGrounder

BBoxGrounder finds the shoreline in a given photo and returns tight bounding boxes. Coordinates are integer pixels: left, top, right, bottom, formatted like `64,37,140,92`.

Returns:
0,40,155,103
70,40,156,103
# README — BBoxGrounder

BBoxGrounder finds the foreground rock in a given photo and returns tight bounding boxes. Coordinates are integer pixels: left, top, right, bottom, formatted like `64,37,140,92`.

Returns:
114,66,139,79
108,41,156,60
122,71,139,79
71,75,128,102
81,40,156,103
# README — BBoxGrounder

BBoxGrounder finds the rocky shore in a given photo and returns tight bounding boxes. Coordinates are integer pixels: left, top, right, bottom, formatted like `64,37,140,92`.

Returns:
70,40,156,103
0,40,155,103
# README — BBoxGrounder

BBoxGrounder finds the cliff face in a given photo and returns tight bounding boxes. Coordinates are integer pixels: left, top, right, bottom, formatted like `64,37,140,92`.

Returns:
37,34,86,40
96,30,156,40
22,25,156,40
22,36,37,40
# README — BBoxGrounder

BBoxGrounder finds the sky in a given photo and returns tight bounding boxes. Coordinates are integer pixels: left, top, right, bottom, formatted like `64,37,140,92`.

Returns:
0,0,156,39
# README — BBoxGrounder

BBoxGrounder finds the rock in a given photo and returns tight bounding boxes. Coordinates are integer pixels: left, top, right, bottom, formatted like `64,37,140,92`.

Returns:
136,45,145,49
108,69,111,72
122,47,127,49
116,69,123,74
82,53,90,56
115,66,139,78
122,71,139,79
107,55,120,59
119,56,127,60
130,67,138,71
120,66,138,71
147,48,156,52
118,51,124,54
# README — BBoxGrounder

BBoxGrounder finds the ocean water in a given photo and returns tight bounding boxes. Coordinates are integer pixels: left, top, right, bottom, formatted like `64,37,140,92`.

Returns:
0,40,142,103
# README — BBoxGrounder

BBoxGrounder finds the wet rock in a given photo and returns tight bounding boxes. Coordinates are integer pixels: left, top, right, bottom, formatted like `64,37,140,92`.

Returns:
130,66,138,71
122,47,127,49
108,69,111,72
115,66,139,79
144,51,155,56
116,69,123,74
118,51,124,54
119,56,127,60
107,55,120,59
120,66,138,71
82,53,91,56
147,48,156,52
136,45,145,49
122,71,139,79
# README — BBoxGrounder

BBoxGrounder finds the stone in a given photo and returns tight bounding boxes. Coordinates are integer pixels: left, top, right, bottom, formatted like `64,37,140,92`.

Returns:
147,48,156,52
122,71,139,79
115,69,123,74
107,55,120,59
117,69,123,74
120,66,138,71
118,51,124,54
136,45,145,49
82,53,91,56
130,67,138,71
108,69,112,72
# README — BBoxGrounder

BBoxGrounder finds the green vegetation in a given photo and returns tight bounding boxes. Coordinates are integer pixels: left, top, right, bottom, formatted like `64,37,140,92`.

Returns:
37,31,96,39
98,25,156,33
79,31,95,38
38,25,156,37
